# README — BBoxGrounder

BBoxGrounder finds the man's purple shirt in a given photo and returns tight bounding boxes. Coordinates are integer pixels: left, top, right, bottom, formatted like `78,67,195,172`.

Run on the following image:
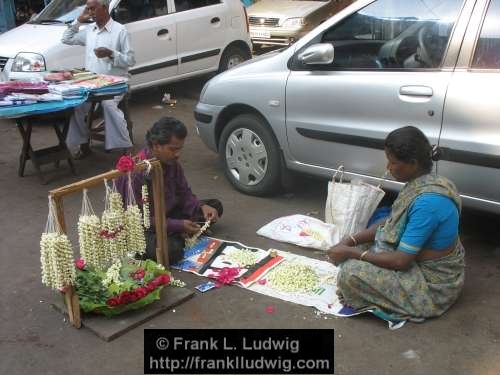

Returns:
115,148,202,234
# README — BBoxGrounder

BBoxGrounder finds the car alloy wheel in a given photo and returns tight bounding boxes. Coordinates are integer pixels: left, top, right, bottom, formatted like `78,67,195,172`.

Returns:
219,114,281,196
225,128,268,186
226,54,244,69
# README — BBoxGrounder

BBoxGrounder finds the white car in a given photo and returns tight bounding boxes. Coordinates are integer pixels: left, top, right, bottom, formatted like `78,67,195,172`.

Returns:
0,0,252,91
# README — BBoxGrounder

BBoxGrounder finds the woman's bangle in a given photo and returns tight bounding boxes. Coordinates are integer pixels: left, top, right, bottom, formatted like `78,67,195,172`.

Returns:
359,250,369,261
349,234,358,247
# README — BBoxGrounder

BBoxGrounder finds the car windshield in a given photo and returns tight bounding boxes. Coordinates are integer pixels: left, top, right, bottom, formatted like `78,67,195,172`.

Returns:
30,0,89,24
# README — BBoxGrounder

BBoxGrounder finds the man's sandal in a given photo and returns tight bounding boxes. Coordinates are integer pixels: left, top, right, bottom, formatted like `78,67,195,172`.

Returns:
72,148,92,160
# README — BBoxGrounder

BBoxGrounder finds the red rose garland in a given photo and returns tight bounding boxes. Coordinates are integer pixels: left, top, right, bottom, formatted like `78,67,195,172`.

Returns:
105,274,171,307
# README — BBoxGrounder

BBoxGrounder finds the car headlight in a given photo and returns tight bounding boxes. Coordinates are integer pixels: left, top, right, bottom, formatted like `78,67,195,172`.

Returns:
11,53,46,72
282,18,306,28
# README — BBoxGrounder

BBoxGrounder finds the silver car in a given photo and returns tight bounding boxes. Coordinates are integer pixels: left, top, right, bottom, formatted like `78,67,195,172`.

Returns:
248,0,352,46
195,0,500,213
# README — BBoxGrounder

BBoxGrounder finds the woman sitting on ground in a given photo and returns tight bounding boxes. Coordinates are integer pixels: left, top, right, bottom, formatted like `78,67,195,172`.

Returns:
328,126,465,321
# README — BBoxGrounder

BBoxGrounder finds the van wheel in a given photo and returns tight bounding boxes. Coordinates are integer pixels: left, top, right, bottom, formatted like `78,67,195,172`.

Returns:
219,114,281,196
218,46,250,73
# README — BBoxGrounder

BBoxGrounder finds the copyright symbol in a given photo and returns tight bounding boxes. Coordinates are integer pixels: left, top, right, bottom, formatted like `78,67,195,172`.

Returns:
156,337,169,350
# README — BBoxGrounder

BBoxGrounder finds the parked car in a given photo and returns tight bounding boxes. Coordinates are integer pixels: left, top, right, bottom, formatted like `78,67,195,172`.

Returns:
0,0,252,91
195,0,500,213
247,0,352,47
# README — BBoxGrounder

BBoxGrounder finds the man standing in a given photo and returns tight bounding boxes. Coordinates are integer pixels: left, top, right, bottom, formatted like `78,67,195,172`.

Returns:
62,0,135,158
0,0,16,33
116,117,223,264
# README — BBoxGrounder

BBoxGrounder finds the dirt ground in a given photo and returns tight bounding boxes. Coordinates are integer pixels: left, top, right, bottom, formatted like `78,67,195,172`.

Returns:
0,79,499,375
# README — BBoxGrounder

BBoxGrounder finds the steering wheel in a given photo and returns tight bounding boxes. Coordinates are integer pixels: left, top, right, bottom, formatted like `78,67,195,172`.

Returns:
416,23,435,68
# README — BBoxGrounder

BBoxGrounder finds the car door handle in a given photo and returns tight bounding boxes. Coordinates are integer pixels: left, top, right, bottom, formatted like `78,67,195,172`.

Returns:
211,17,220,24
399,86,433,97
157,29,169,36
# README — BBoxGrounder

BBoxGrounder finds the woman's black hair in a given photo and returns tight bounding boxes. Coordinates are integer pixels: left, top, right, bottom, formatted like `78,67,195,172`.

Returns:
384,126,440,173
146,117,187,148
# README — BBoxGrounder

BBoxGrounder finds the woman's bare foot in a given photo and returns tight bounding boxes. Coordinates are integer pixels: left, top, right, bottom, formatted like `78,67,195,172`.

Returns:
336,289,346,305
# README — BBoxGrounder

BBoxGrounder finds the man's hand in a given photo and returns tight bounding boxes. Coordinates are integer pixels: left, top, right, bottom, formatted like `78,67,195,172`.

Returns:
183,220,200,235
94,47,113,58
201,204,219,223
77,7,93,23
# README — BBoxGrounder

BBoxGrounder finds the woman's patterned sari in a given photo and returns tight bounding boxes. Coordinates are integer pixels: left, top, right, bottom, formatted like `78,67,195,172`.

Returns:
337,174,465,321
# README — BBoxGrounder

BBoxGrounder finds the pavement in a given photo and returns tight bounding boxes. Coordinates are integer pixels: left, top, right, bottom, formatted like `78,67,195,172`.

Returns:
1,78,499,375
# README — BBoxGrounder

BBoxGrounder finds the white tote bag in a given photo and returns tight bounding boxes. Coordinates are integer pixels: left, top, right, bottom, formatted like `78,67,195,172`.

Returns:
325,166,386,241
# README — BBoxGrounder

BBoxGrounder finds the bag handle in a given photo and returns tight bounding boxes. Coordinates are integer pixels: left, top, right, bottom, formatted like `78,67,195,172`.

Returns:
333,165,390,188
331,165,345,183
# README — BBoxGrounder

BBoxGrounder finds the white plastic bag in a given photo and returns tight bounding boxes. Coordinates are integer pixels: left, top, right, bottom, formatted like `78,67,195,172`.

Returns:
325,166,385,240
257,214,339,251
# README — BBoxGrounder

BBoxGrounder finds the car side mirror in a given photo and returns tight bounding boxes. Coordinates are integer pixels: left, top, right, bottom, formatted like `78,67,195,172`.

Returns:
298,43,334,65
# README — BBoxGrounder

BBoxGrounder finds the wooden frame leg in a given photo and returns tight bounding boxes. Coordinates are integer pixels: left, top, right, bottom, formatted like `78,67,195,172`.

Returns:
53,196,82,328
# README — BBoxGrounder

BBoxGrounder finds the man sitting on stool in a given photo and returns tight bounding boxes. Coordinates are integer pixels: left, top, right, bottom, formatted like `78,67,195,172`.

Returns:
116,117,223,264
61,0,135,158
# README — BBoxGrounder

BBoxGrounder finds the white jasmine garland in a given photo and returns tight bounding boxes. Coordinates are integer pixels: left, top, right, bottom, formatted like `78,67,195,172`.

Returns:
78,214,105,269
101,189,128,262
40,232,76,290
102,260,123,288
125,204,146,254
185,220,211,249
141,184,150,229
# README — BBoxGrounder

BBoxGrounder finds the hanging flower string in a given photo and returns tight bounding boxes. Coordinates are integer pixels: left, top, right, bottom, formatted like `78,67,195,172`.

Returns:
40,196,76,291
101,180,128,263
78,189,105,269
141,184,151,229
141,159,152,229
125,170,146,255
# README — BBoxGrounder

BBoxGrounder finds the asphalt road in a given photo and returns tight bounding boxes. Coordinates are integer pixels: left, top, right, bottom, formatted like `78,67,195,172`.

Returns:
0,76,499,375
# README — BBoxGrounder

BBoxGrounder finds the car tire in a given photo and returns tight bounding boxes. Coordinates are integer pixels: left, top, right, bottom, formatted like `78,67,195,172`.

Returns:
218,45,250,73
219,114,281,196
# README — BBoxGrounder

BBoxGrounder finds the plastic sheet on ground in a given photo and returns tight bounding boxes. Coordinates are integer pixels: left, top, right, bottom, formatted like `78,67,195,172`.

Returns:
172,236,407,329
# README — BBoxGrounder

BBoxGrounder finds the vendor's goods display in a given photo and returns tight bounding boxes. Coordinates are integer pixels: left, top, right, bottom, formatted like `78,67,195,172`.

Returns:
0,70,128,110
44,71,74,82
75,257,170,316
40,159,169,317
265,261,320,294
222,248,259,267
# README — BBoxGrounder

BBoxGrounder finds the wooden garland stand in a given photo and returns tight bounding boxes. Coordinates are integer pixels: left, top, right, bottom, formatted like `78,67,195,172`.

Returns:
49,158,169,329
